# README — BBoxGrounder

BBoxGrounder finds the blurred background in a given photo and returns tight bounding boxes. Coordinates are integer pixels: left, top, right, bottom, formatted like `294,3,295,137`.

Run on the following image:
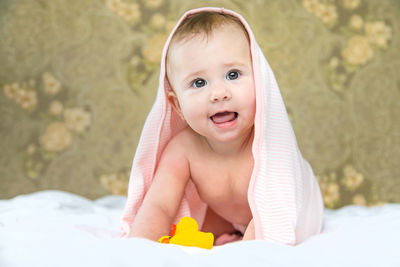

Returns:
0,0,399,209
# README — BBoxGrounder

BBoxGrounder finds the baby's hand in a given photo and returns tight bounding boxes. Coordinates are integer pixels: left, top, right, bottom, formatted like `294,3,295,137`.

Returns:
214,232,243,245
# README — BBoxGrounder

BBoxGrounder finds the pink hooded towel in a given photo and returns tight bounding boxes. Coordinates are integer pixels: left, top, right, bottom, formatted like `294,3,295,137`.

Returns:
120,7,323,245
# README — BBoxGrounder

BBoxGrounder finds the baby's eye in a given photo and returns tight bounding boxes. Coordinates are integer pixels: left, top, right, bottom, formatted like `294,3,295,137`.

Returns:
226,71,240,80
192,79,207,88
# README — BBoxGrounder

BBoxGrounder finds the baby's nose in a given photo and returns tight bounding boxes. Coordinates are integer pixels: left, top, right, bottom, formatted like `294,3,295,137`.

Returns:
210,85,231,103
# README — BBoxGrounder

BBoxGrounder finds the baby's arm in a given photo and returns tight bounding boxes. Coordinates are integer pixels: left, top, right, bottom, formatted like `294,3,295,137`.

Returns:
242,219,255,240
128,138,190,241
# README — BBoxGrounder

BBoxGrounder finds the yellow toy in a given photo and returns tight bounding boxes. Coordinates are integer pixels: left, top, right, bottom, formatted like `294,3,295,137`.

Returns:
158,217,214,249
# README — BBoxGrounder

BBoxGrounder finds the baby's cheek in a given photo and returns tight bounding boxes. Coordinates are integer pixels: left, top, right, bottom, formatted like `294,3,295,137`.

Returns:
243,92,256,112
182,102,203,119
182,107,208,133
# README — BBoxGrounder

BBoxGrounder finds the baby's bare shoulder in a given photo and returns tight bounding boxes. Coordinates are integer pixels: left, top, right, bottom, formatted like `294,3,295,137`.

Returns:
156,128,193,177
167,127,199,150
159,128,203,175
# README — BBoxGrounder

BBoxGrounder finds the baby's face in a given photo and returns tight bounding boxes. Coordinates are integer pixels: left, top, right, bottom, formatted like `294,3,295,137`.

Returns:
167,23,255,144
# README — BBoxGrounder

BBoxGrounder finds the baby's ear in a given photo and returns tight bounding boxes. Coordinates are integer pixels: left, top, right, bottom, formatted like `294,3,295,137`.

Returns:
167,91,185,121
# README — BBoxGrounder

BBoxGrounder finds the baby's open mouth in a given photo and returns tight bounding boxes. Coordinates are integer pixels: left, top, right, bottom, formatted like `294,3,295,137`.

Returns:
210,111,238,124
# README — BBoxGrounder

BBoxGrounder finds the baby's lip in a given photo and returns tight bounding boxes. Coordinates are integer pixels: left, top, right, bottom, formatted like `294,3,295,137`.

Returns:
210,111,238,124
209,110,236,117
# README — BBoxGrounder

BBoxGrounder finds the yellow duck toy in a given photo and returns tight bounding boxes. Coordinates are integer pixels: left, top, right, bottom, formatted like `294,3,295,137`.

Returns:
158,217,214,249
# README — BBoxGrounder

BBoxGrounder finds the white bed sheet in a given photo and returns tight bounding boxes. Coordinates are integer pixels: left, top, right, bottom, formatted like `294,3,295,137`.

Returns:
0,190,399,267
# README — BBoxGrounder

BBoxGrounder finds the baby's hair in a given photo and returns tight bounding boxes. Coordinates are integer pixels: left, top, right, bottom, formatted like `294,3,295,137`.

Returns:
170,11,249,43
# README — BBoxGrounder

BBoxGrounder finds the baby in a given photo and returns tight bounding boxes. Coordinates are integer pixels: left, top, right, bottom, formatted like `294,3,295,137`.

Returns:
130,11,255,244
122,7,323,246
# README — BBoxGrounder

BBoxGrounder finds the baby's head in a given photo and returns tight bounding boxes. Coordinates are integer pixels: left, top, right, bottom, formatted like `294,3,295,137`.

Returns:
166,11,255,143
168,11,249,49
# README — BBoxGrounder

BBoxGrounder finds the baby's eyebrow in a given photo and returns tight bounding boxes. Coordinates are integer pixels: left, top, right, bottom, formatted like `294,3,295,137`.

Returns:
182,62,250,83
183,70,206,83
221,62,248,68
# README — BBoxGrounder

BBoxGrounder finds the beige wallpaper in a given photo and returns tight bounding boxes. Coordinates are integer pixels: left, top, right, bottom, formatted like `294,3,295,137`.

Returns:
0,0,399,209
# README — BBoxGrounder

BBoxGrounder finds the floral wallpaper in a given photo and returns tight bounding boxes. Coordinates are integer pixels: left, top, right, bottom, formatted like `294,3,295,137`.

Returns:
0,0,398,209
